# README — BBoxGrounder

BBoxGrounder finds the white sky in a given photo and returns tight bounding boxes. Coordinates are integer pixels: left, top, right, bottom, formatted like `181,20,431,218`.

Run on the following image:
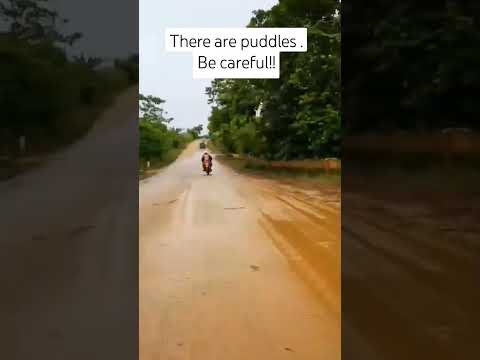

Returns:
139,0,279,132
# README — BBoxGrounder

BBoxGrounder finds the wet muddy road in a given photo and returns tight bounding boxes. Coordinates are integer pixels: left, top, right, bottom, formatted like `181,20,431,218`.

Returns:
140,143,341,360
342,171,480,360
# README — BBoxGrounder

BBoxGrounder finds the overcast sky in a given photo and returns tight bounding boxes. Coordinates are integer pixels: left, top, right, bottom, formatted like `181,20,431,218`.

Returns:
139,0,278,132
52,0,138,59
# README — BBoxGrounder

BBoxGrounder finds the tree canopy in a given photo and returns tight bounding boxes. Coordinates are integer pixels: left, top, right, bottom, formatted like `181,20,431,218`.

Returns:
138,94,202,164
207,0,341,160
0,0,82,44
343,1,480,133
0,0,138,156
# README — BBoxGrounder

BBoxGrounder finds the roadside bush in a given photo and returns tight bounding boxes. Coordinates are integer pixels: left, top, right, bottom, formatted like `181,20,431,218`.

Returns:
232,122,265,156
206,1,341,160
139,121,199,171
0,35,136,156
139,94,202,170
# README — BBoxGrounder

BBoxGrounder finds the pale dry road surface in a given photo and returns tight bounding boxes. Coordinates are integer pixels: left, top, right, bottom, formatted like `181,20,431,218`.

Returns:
140,142,341,360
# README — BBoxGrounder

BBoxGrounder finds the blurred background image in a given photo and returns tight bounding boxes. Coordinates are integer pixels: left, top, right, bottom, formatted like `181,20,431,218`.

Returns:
0,0,139,358
0,0,138,173
1,0,478,359
342,1,480,359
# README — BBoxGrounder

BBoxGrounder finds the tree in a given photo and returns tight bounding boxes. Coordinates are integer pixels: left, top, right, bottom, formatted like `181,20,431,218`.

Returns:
114,54,139,84
343,1,480,133
138,95,197,165
207,0,341,159
188,124,203,139
0,1,134,157
139,94,171,124
73,54,103,69
0,0,82,45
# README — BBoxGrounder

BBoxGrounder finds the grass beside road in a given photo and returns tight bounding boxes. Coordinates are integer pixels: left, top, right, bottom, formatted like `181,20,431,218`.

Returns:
139,147,184,180
139,141,203,181
215,154,341,187
207,140,340,186
1,87,138,182
0,157,44,181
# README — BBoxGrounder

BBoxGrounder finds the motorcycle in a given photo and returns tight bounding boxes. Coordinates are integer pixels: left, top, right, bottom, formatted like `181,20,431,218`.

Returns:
202,159,212,175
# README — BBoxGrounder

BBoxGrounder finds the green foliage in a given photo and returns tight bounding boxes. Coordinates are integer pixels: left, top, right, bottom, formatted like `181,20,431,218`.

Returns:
139,118,195,164
343,2,480,133
139,120,170,159
138,93,199,166
114,54,139,84
0,2,138,156
0,35,135,154
187,124,203,139
0,0,82,44
139,94,169,123
207,0,341,160
0,34,135,151
231,121,265,155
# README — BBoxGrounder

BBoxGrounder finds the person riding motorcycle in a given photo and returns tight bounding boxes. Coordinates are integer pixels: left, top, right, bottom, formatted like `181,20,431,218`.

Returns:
201,152,213,173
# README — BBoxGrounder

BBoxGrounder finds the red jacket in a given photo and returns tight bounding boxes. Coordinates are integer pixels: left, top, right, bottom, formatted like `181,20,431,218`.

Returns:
201,154,212,164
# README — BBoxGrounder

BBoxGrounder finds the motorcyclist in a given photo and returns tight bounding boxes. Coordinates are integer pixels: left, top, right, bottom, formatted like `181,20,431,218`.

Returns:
201,152,213,171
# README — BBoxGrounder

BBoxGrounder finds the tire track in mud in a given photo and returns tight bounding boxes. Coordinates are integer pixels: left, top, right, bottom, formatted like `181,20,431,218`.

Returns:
343,223,473,360
141,155,342,360
258,212,340,317
234,175,341,317
342,192,478,360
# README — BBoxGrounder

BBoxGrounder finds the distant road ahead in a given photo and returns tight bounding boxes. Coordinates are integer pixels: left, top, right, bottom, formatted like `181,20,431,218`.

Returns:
140,142,341,360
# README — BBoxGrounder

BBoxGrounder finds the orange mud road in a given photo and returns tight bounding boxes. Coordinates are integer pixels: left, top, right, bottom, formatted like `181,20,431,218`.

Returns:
140,142,341,360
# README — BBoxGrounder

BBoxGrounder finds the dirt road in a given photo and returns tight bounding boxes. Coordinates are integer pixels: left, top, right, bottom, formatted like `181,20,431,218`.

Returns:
0,88,139,359
342,168,480,360
140,142,341,360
